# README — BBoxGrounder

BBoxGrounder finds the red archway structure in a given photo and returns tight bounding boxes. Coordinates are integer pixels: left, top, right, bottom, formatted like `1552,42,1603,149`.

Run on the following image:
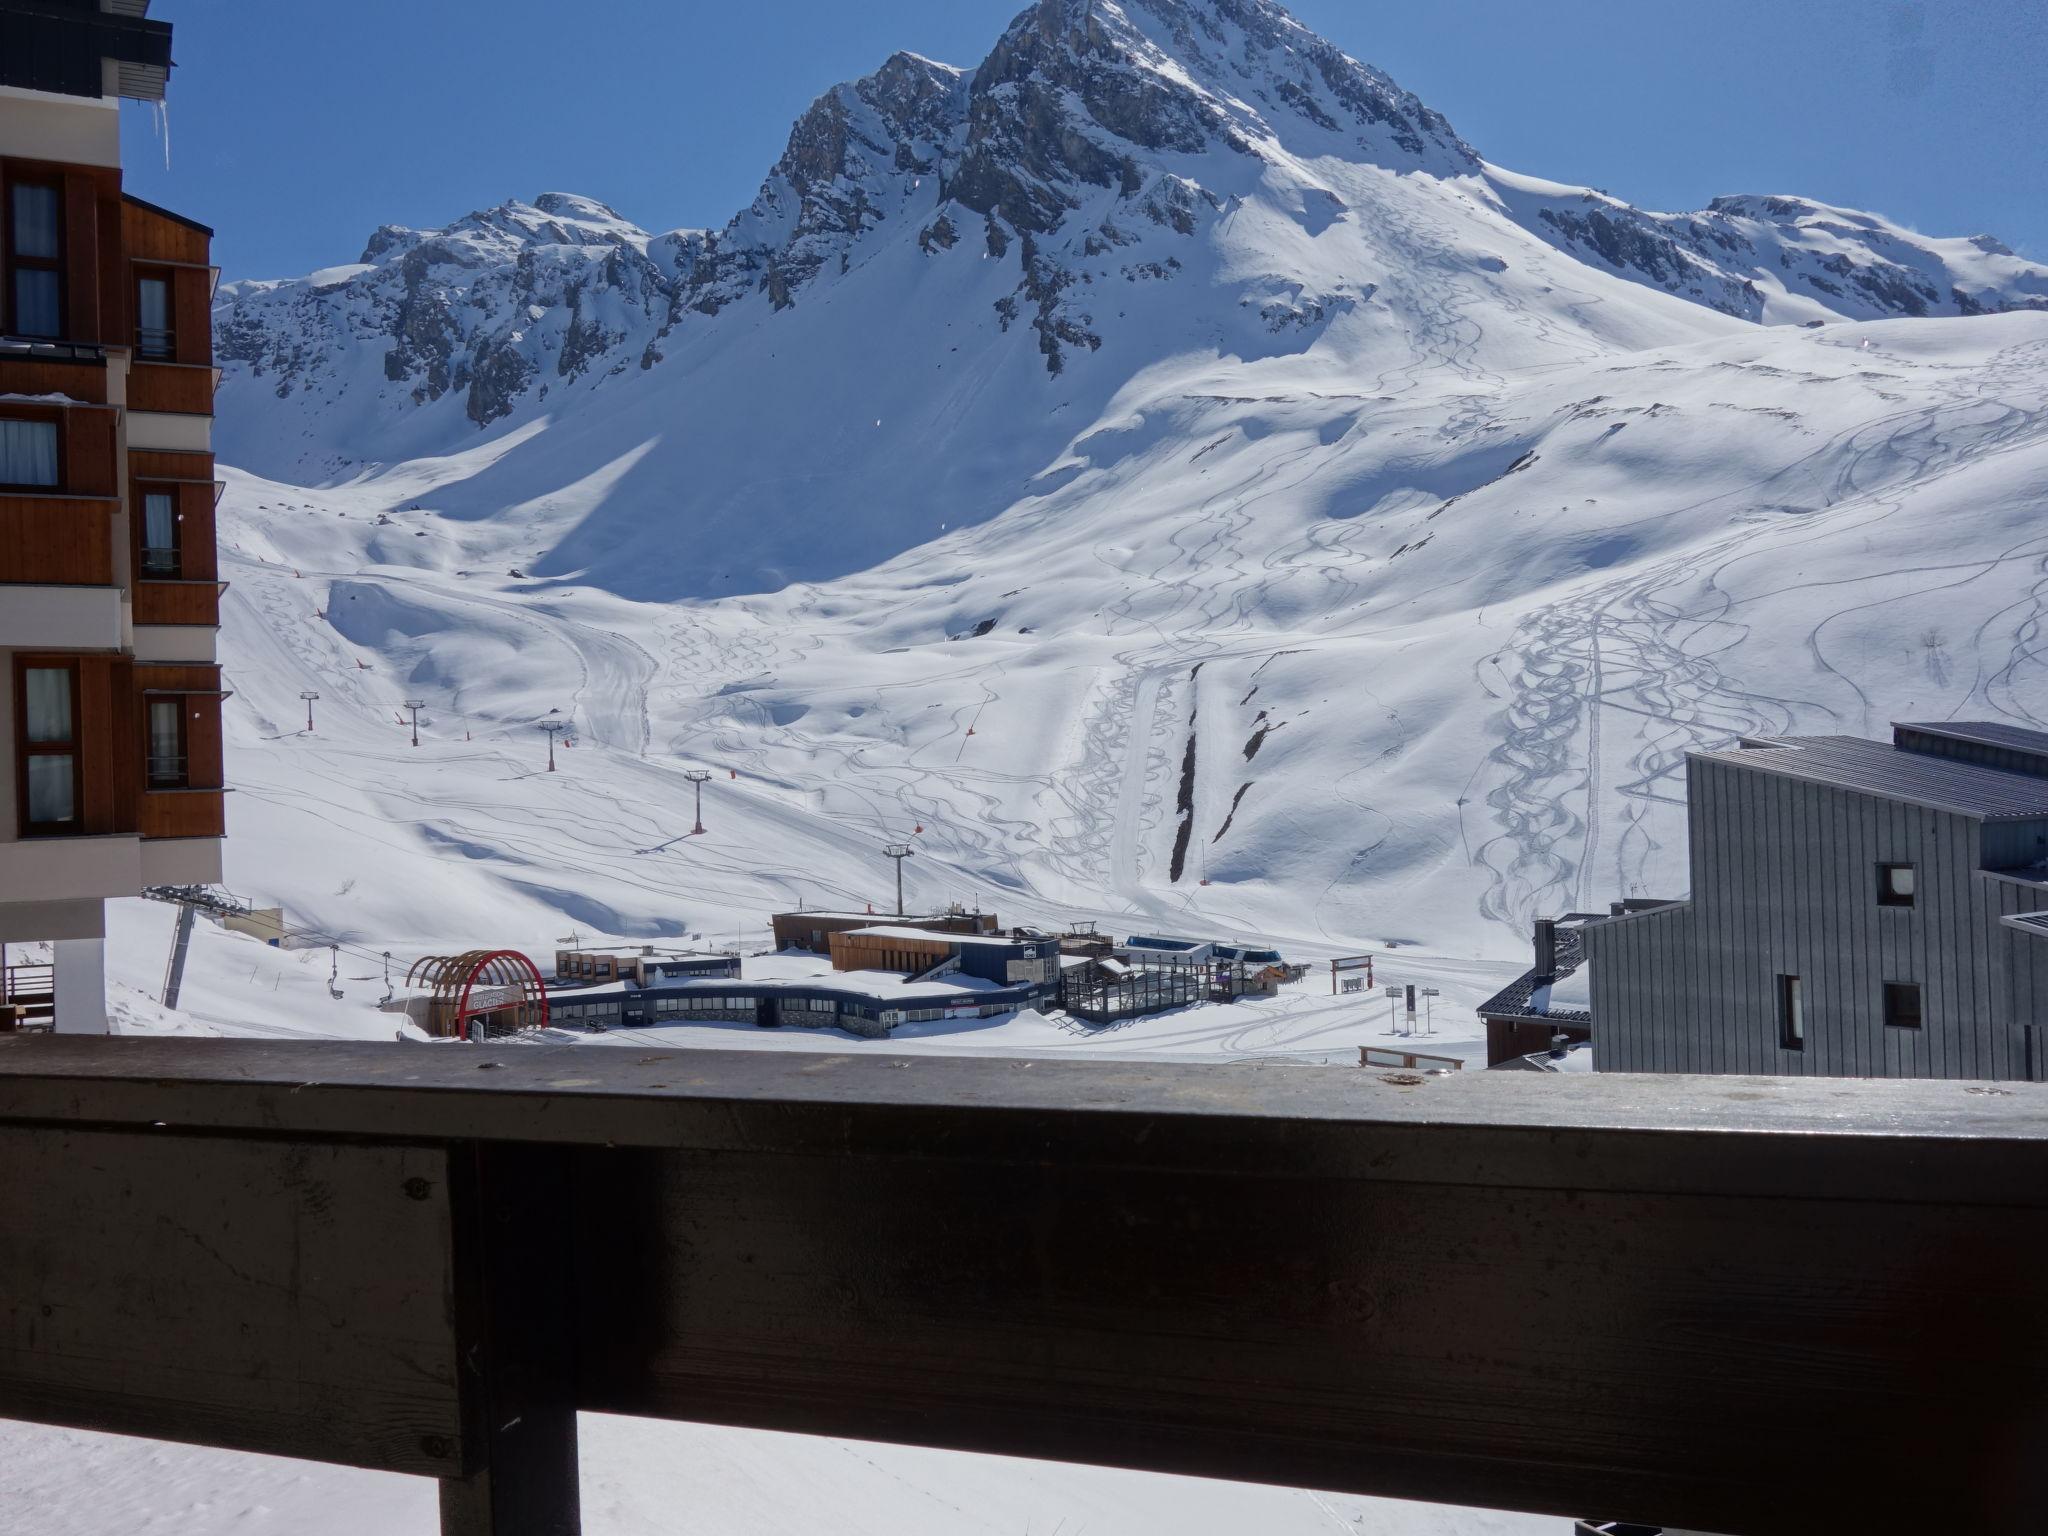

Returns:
404,949,550,1040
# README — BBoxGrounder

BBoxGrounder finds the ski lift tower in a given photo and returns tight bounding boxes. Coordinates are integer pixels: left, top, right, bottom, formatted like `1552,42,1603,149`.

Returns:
299,691,319,733
403,699,425,748
683,768,713,835
539,721,566,772
883,843,915,917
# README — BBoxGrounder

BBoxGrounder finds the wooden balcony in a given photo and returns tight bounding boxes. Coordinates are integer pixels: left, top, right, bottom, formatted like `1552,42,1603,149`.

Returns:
0,963,53,1031
132,578,222,627
0,343,110,405
0,496,114,585
137,788,225,840
0,1042,2043,1536
126,360,215,415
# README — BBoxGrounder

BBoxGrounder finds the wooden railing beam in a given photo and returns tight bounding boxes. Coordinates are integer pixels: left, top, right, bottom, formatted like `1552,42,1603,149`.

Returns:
0,1037,2044,1535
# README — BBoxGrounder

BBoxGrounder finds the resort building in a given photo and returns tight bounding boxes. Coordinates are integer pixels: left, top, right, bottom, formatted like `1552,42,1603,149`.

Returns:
547,926,1058,1038
1,1,224,1032
1585,723,2048,1081
770,905,998,955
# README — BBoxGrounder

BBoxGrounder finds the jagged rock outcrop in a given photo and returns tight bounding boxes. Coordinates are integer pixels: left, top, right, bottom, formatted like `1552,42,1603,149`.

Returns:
214,0,2048,445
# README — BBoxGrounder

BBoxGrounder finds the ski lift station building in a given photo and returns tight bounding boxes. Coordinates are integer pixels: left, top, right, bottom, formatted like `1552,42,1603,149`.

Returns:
1115,935,1287,968
770,906,999,955
548,928,1058,1038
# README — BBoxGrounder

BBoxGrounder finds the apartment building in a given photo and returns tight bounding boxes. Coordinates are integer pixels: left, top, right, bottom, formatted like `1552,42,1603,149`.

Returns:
1585,723,2048,1081
1,1,223,1031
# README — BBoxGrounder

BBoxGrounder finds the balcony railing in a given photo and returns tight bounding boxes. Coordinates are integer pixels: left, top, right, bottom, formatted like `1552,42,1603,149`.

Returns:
0,335,107,364
140,545,180,576
0,1038,2043,1536
135,327,176,360
0,963,53,1030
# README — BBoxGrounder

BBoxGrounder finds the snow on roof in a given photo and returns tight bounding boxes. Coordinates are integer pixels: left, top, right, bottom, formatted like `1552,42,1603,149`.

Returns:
846,925,1029,948
781,910,944,921
666,968,999,1000
1698,734,2048,821
1548,967,1592,1011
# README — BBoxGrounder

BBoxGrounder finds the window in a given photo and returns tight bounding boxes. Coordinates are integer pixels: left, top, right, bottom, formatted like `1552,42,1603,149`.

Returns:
17,663,79,832
0,417,58,488
147,698,186,787
1778,974,1804,1050
8,181,62,338
141,488,179,575
1877,863,1916,908
1884,982,1923,1030
135,271,174,358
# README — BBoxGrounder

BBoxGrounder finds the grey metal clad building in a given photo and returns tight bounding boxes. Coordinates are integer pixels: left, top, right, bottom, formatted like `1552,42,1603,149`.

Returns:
1585,723,2048,1081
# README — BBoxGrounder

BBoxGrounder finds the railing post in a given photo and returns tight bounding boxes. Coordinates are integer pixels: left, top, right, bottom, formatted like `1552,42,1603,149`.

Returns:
439,1143,581,1536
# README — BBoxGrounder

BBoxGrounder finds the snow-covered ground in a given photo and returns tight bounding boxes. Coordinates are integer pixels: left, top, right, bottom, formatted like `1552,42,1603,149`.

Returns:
146,308,2048,1022
0,1415,1553,1536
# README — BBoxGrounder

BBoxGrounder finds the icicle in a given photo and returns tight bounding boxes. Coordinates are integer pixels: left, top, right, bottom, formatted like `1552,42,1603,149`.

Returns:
152,99,172,172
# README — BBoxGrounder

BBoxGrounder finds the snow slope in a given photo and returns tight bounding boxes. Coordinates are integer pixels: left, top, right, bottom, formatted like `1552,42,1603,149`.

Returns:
195,0,2048,975
194,310,2048,980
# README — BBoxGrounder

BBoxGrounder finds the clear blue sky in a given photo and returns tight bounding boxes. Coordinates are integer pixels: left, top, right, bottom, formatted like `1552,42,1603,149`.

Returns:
121,0,2047,282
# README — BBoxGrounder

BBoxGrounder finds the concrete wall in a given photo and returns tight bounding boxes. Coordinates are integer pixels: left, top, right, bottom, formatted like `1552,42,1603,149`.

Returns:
139,834,223,886
0,85,119,167
1587,756,2048,1080
124,411,210,453
132,625,218,664
0,896,103,943
0,590,124,652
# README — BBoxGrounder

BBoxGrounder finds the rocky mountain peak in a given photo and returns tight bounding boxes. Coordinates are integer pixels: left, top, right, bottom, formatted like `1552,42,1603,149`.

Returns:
215,0,2048,460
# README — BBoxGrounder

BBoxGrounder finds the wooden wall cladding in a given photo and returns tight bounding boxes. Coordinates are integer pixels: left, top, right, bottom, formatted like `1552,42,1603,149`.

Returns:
186,694,224,789
75,654,137,836
132,581,220,628
120,197,211,266
134,664,222,694
176,481,217,581
63,173,99,343
0,497,113,584
126,363,214,416
128,449,213,482
0,356,109,405
139,790,225,839
61,408,117,496
173,268,212,368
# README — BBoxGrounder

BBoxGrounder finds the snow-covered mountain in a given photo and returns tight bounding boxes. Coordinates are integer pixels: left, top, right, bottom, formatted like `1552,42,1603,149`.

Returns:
199,0,2048,972
216,0,2045,468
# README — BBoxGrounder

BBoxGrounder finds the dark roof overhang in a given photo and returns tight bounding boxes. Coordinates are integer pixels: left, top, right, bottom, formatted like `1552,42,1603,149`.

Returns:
0,0,173,102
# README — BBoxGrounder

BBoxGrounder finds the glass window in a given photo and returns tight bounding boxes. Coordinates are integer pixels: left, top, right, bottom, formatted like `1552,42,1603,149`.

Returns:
0,418,58,486
1878,863,1916,907
24,667,71,742
10,183,57,258
1778,974,1804,1050
148,698,184,787
137,274,173,357
143,489,179,573
1884,982,1923,1030
10,183,62,338
12,269,60,337
26,753,74,824
20,665,77,830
